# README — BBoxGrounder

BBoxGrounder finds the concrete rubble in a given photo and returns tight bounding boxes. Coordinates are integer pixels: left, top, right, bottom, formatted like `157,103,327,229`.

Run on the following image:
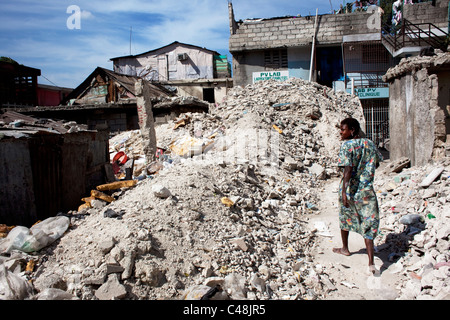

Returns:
0,78,448,300
383,51,450,82
375,158,450,300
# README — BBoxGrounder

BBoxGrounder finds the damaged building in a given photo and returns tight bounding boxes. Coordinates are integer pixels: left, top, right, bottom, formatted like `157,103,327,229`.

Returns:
0,111,111,227
228,0,449,148
11,41,231,133
383,52,450,166
13,67,210,132
110,41,233,104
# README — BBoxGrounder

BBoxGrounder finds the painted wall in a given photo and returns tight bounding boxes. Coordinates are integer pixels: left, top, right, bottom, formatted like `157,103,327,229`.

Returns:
113,43,215,81
288,47,311,81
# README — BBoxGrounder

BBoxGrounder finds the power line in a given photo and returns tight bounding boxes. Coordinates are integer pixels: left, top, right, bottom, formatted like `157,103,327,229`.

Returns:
40,74,59,87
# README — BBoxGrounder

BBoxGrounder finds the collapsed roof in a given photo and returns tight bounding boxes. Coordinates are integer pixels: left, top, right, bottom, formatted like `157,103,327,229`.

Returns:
61,67,175,106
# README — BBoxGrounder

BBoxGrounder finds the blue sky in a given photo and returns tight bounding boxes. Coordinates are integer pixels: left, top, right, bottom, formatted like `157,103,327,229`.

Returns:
0,0,337,89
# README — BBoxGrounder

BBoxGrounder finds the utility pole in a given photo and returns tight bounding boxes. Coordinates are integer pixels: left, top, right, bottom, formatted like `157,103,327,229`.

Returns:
309,8,319,82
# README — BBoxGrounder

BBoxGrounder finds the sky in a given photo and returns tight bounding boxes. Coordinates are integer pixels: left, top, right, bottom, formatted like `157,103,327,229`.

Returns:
0,0,339,89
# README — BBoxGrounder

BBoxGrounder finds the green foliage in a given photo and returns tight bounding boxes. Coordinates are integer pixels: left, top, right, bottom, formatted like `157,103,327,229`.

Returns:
379,0,396,26
0,56,18,64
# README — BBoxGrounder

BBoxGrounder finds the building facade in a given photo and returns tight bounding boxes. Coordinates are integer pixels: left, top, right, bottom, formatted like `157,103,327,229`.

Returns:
110,41,232,104
228,1,449,148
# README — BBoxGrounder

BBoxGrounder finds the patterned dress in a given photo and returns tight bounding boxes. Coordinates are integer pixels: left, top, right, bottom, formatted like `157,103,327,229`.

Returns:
338,138,383,240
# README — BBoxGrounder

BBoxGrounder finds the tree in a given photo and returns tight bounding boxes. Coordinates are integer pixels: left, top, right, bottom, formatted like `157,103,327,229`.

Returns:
0,57,19,64
379,0,396,26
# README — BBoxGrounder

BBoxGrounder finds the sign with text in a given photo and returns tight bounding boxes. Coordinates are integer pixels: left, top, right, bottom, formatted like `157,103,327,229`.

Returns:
347,87,389,99
253,71,289,83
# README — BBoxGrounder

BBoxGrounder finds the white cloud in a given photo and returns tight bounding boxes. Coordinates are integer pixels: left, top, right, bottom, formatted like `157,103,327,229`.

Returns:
80,10,94,20
137,2,229,50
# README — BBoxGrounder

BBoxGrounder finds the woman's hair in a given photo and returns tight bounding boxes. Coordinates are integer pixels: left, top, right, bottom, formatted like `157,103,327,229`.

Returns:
341,118,360,136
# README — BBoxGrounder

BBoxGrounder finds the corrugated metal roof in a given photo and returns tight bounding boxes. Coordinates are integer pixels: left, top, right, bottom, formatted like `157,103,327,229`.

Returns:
0,111,89,137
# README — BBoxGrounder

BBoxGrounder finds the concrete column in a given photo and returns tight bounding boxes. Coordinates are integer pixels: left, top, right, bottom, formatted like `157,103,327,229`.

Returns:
135,79,157,163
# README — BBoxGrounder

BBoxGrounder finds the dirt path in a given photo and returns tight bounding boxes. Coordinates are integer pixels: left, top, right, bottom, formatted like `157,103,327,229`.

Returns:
308,177,401,300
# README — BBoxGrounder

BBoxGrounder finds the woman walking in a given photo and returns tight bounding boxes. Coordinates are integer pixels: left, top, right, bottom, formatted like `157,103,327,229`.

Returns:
333,118,383,275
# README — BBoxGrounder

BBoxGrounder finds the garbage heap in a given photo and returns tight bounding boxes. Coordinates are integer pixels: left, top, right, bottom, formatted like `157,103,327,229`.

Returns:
0,78,378,300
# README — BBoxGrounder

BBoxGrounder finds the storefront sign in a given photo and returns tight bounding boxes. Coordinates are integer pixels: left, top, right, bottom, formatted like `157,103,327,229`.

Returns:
253,71,289,83
347,87,389,99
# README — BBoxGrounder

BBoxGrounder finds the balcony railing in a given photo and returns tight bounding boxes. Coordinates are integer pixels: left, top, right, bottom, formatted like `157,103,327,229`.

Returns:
381,19,448,53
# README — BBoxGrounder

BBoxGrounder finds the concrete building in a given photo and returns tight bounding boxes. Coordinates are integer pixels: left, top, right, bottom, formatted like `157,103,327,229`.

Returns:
228,1,449,148
383,53,450,166
228,2,394,146
111,41,232,104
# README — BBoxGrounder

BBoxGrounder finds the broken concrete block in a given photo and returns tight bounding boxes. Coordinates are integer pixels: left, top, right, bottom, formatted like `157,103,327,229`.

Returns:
120,253,135,280
105,263,125,275
36,288,79,300
250,274,266,292
421,188,437,199
224,273,247,299
308,163,325,179
420,167,444,188
98,237,116,254
95,274,127,300
283,156,298,171
134,261,167,287
230,238,248,252
383,157,410,174
152,184,172,198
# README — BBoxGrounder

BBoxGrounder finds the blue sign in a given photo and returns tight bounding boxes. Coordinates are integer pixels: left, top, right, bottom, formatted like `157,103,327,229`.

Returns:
347,87,389,99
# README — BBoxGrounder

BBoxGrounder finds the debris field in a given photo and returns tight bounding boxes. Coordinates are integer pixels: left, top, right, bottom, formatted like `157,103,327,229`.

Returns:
0,78,448,300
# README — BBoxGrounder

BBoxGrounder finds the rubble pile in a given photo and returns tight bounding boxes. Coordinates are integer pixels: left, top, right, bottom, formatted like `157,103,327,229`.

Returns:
24,159,334,300
374,158,450,299
1,79,365,300
383,51,450,82
0,78,448,300
212,78,365,170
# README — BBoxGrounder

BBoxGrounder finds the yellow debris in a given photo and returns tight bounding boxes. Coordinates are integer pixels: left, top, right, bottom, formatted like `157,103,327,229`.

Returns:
272,124,283,134
90,190,115,203
96,180,137,191
221,197,234,207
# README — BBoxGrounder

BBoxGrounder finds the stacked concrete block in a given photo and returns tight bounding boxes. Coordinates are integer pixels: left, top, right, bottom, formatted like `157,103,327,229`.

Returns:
229,12,378,52
403,0,449,29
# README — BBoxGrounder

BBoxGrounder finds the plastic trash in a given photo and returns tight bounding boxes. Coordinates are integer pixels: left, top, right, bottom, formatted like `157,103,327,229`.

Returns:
0,264,34,300
399,214,424,225
0,216,70,254
152,184,172,198
313,221,333,237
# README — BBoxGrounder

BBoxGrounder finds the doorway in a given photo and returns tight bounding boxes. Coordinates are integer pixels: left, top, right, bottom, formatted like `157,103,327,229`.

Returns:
203,88,215,103
316,46,344,88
